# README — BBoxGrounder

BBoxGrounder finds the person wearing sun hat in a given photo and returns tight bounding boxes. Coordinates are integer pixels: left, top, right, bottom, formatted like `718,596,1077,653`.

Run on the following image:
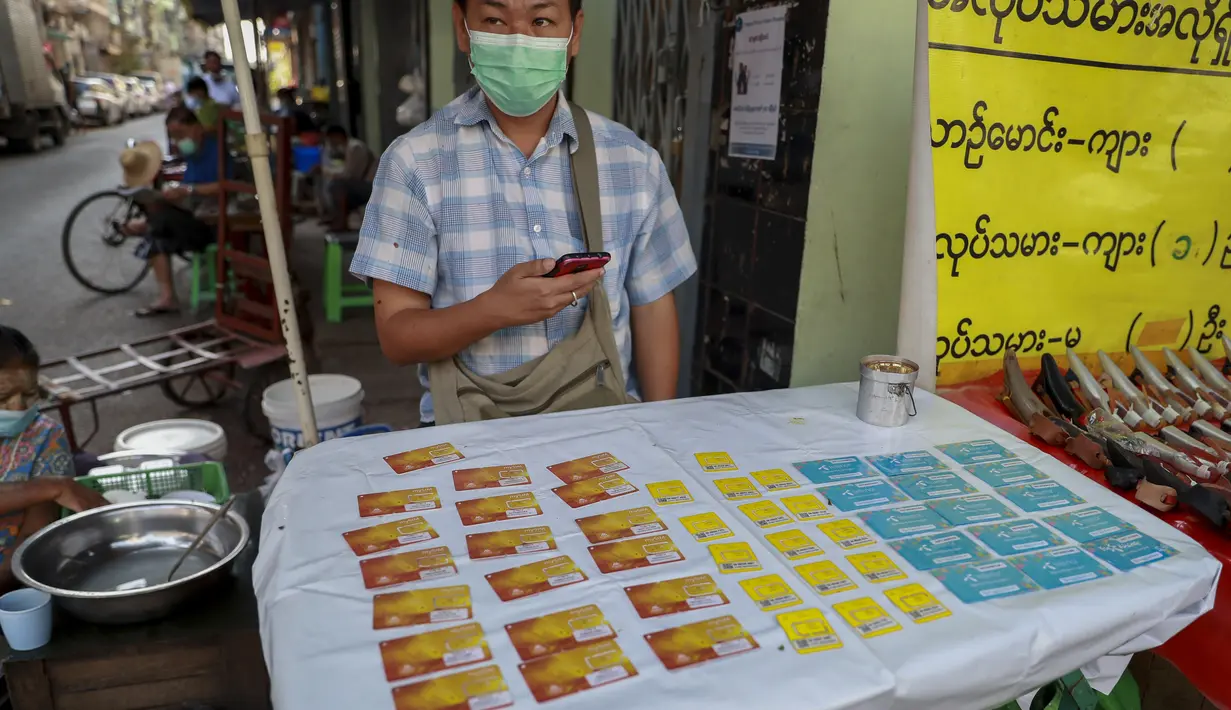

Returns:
117,111,221,317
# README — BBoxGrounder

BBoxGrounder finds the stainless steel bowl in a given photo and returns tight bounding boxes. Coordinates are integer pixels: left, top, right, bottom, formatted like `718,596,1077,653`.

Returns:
12,501,250,624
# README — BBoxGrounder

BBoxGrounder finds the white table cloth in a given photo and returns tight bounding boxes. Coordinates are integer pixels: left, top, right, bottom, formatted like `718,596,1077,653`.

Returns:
253,385,1219,710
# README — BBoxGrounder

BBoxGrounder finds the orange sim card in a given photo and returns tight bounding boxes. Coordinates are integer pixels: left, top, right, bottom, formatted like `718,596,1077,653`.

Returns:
357,487,442,517
518,639,638,703
455,492,543,526
624,574,729,618
391,665,513,710
373,585,472,630
552,473,638,509
466,526,557,560
505,604,617,661
575,506,667,544
548,452,630,484
342,516,439,557
384,443,464,474
588,534,684,574
485,555,588,601
643,615,759,670
452,464,530,491
379,621,491,682
359,546,458,590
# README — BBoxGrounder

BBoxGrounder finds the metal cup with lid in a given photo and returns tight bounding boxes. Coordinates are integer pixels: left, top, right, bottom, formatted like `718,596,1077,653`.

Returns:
856,355,920,428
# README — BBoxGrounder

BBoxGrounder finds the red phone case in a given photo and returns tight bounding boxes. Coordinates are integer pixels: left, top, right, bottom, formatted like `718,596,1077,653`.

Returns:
546,253,611,277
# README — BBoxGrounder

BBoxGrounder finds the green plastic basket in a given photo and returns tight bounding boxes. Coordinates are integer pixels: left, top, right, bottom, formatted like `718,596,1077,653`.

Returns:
76,461,231,504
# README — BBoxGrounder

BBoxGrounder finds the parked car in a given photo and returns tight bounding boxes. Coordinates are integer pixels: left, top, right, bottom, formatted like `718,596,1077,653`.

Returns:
129,71,168,111
73,77,124,126
84,73,137,118
123,76,151,115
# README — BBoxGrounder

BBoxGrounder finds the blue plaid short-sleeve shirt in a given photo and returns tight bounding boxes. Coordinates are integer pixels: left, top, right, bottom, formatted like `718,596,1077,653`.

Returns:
351,89,698,423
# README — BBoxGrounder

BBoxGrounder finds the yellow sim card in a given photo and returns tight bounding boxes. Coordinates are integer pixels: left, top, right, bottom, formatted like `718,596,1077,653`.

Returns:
505,604,617,661
738,574,802,612
379,622,491,682
708,542,762,574
833,597,902,639
846,551,908,584
714,477,760,501
781,494,834,521
695,452,738,472
776,608,844,654
751,468,800,492
817,519,875,550
679,512,734,543
764,529,824,561
794,560,858,596
738,500,792,529
884,583,952,624
647,480,694,506
391,665,513,710
575,507,666,544
373,585,472,630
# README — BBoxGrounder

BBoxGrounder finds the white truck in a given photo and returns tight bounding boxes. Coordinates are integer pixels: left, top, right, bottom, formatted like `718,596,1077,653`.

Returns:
0,0,70,152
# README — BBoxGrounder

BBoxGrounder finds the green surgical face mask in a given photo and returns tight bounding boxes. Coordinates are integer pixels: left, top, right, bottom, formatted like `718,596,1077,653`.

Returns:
467,24,572,118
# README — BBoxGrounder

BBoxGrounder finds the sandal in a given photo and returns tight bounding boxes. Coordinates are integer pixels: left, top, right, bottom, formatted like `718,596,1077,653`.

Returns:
132,304,181,318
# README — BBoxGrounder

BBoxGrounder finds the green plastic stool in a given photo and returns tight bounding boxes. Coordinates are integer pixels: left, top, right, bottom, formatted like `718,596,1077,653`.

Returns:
189,244,218,312
324,231,374,323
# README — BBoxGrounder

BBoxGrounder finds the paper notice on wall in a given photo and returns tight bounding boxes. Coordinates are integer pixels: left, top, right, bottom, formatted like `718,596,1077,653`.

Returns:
729,5,787,160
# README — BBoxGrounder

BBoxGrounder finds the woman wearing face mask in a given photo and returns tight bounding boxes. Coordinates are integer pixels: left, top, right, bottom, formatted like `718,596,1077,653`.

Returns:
0,326,109,590
351,0,697,427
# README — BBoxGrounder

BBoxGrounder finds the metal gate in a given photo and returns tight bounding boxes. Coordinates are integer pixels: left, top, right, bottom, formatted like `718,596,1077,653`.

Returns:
614,0,693,188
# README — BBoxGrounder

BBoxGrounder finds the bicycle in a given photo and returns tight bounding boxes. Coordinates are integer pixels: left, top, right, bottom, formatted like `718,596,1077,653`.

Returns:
61,143,187,294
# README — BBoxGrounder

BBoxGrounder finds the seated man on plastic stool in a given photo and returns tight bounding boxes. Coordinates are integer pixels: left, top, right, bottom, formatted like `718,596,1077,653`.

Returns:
121,107,227,317
319,125,376,231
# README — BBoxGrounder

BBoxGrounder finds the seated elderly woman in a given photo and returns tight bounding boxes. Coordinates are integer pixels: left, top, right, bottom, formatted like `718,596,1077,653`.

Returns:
0,326,108,590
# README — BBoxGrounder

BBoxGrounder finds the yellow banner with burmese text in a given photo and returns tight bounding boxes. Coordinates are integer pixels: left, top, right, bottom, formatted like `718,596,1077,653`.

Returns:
929,0,1231,383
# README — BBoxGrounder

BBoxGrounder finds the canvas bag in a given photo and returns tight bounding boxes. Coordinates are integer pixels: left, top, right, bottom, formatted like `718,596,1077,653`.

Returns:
428,105,631,425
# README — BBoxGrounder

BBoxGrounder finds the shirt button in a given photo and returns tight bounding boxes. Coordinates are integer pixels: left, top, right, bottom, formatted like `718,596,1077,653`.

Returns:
533,224,542,233
522,167,531,177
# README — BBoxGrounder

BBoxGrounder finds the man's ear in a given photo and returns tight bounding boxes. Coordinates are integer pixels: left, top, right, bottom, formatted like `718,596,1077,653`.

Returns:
569,10,585,60
454,3,471,55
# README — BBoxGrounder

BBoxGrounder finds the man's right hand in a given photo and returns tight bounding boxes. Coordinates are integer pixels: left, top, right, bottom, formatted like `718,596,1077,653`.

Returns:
482,259,606,328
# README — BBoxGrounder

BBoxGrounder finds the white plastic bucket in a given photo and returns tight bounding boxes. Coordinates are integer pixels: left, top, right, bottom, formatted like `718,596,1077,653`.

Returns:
113,419,228,460
262,374,364,450
0,588,52,650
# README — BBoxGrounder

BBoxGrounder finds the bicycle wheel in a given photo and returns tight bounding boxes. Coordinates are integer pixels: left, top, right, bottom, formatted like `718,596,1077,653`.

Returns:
62,190,151,294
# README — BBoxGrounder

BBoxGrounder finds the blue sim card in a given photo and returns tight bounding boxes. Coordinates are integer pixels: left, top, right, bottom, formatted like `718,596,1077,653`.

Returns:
1083,531,1179,571
1009,547,1114,590
969,519,1067,556
866,451,950,477
819,478,909,512
937,440,1018,466
999,481,1085,513
894,472,978,501
1043,507,1135,544
890,531,991,571
933,559,1041,603
859,505,952,540
966,459,1050,488
930,495,1018,526
793,457,877,485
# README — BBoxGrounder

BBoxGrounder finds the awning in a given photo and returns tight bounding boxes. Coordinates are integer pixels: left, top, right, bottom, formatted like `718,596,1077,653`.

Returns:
188,0,305,26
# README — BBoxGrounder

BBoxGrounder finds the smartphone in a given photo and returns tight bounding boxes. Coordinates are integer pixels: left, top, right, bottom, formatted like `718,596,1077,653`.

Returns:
543,252,611,278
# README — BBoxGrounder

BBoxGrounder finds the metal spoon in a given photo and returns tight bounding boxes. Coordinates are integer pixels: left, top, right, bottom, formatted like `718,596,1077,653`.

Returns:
167,497,236,583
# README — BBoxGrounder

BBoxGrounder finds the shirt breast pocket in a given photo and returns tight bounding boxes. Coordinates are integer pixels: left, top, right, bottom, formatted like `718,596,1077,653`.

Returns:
434,198,534,306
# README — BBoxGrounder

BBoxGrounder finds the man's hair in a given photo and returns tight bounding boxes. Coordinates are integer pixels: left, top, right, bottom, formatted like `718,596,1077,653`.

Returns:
0,325,38,370
166,105,201,127
454,0,582,14
325,124,348,139
186,76,208,94
203,50,222,62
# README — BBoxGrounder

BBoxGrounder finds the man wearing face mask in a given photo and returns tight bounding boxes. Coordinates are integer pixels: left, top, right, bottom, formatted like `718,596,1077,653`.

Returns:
123,107,226,316
0,326,109,591
352,0,697,427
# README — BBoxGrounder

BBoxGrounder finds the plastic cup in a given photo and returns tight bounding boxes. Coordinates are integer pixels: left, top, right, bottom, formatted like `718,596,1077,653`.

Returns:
0,588,52,651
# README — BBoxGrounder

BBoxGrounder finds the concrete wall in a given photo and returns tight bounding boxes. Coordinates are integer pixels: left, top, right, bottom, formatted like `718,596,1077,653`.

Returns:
428,0,457,110
569,0,614,118
790,2,917,387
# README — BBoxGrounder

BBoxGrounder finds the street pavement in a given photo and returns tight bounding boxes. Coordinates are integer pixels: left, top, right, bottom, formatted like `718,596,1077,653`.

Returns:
0,113,423,489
